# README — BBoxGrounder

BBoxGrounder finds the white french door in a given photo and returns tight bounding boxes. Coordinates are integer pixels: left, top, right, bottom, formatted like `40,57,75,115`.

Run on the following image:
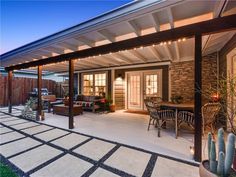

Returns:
127,70,162,110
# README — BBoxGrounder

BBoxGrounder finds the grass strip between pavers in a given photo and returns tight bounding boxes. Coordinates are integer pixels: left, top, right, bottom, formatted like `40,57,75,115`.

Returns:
0,162,18,177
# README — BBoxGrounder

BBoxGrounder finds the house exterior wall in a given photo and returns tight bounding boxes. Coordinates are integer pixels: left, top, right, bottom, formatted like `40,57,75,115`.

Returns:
76,53,219,110
170,53,218,104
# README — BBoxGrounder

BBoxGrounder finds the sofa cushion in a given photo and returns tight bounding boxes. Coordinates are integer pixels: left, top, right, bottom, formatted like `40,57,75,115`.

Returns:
76,101,94,108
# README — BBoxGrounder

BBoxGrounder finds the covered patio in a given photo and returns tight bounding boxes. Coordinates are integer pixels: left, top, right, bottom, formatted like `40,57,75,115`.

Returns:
1,0,236,163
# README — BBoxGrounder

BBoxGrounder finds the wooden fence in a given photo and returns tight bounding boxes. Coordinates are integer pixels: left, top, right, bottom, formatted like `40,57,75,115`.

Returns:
0,75,57,107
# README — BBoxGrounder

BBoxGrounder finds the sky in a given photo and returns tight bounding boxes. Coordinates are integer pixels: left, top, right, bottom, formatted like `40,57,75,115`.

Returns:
0,0,133,54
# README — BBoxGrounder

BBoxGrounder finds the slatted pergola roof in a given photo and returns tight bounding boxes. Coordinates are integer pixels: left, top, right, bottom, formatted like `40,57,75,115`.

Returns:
1,0,236,73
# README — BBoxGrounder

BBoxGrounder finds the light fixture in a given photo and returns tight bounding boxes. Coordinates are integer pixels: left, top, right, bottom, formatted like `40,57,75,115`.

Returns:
190,146,194,159
182,38,186,42
168,41,171,45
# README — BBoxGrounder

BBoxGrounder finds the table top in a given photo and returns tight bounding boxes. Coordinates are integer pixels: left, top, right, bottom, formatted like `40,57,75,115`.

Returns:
160,102,194,110
53,104,82,108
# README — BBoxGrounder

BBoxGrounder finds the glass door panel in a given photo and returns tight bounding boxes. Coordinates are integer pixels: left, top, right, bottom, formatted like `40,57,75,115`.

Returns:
127,72,143,110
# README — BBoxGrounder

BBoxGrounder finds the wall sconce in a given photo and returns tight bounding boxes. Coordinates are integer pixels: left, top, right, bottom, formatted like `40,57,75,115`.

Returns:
190,146,194,159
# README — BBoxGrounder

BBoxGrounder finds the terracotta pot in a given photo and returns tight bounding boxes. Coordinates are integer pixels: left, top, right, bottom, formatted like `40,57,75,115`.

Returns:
109,104,116,112
63,98,69,106
199,160,217,177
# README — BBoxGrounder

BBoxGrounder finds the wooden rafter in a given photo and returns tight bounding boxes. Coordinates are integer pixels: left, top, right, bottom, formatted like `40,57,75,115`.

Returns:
128,50,147,62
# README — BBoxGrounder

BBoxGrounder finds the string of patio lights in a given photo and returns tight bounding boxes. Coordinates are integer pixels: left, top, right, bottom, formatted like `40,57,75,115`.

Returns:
13,37,187,70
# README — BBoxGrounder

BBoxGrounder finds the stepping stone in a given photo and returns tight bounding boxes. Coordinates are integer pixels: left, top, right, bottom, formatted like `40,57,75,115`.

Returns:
3,119,29,126
9,145,62,173
90,168,119,177
51,133,89,149
34,129,68,142
0,127,13,134
73,139,115,161
0,137,41,157
11,122,39,130
30,154,92,177
0,131,25,144
104,146,151,177
21,125,53,135
1,117,19,122
151,157,199,177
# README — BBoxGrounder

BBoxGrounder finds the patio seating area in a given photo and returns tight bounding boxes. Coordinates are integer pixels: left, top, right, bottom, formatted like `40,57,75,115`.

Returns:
0,107,199,177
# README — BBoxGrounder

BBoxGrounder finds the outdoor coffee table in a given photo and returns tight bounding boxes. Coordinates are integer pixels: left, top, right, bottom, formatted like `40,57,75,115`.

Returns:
160,102,194,139
53,104,83,116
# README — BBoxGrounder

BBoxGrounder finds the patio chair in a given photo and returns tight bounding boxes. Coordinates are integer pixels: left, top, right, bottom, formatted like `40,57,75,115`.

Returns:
144,99,175,137
178,111,194,130
202,103,221,134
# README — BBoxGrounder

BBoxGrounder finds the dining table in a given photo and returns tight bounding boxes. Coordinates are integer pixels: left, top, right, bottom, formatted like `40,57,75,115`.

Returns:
159,102,194,138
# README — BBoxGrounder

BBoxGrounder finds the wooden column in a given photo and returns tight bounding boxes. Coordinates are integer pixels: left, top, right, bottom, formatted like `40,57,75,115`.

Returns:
194,34,202,162
8,70,13,113
69,59,74,129
37,65,42,121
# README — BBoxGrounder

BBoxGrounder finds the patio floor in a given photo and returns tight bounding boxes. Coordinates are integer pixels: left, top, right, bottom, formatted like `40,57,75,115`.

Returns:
0,107,199,177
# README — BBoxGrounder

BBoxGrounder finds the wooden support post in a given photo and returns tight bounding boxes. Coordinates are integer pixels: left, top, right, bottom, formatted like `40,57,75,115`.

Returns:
69,59,74,129
194,34,202,162
37,65,42,121
8,70,12,113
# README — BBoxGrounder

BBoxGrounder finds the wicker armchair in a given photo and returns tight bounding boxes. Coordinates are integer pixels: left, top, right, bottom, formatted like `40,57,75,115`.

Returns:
178,111,194,129
202,103,221,134
144,99,175,137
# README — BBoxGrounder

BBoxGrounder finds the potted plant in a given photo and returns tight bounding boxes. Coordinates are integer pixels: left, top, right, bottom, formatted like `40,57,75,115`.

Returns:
63,92,69,106
171,95,183,104
106,96,116,112
199,128,235,177
201,74,236,170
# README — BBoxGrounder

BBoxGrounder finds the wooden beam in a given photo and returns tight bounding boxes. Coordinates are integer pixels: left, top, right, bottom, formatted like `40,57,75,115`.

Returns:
150,13,160,32
76,36,95,47
5,14,236,71
194,34,202,162
8,70,12,113
127,20,141,36
149,46,161,61
163,45,172,60
128,50,147,62
167,8,174,28
112,53,133,64
213,0,228,18
101,55,121,65
98,29,116,43
69,59,74,129
173,41,180,61
37,65,42,121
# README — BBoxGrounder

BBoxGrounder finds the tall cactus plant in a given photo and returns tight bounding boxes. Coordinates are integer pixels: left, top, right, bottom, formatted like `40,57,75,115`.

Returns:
207,129,235,177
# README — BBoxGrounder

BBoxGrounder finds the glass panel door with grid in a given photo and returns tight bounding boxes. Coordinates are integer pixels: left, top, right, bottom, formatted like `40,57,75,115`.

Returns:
127,72,143,110
127,70,162,110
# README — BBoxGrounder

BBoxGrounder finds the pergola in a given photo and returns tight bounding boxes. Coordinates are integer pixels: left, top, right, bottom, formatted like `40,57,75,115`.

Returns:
3,14,236,162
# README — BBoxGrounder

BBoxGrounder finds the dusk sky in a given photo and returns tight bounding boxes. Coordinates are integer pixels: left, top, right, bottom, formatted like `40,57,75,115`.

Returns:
0,0,132,54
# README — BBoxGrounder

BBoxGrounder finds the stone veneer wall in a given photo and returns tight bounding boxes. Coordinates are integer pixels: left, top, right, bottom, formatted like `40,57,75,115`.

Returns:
170,52,218,104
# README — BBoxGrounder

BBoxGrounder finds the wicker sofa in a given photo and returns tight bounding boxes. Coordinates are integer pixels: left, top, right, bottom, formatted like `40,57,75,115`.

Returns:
75,95,102,112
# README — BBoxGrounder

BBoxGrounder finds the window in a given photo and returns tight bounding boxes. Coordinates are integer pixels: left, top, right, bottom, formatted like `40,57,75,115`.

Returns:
82,72,107,97
95,73,106,97
83,74,93,95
